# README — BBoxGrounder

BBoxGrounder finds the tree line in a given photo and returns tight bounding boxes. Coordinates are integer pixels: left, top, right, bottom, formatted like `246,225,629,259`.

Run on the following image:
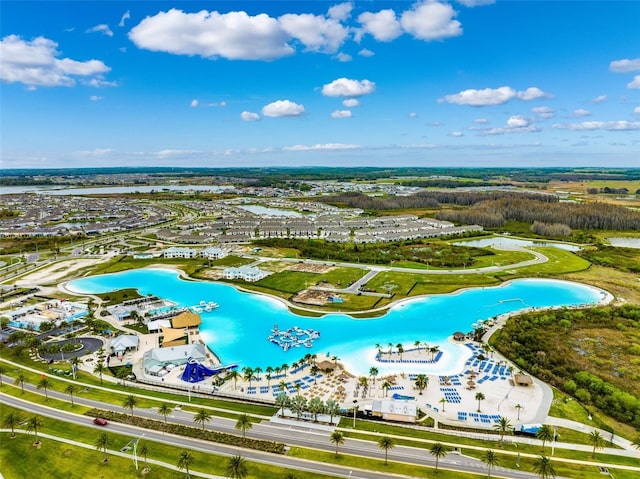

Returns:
437,197,640,230
491,304,640,429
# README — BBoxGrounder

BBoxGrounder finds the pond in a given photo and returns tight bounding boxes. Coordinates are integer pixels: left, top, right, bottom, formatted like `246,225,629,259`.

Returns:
607,237,640,249
67,268,607,376
455,236,581,252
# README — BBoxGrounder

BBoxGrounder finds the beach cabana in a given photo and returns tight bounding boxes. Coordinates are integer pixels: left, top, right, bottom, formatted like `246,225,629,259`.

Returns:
171,311,202,330
160,327,187,347
514,374,533,387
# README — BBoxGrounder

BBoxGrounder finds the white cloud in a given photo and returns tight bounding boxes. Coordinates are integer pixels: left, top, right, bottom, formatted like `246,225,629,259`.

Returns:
634,106,640,114
336,52,352,62
75,148,112,157
86,24,113,37
400,1,462,41
531,106,555,119
343,98,360,107
261,100,305,117
609,58,640,73
358,48,374,57
474,118,489,123
241,111,260,122
129,9,294,61
119,10,131,28
82,77,117,88
572,109,591,117
592,95,607,103
480,115,539,135
278,12,349,53
322,77,375,97
89,95,102,101
553,120,640,131
439,86,550,106
627,75,640,89
190,99,199,108
357,10,402,42
328,2,353,21
0,35,110,87
456,0,495,6
156,149,201,157
283,143,359,151
449,131,464,137
409,112,418,118
331,109,352,118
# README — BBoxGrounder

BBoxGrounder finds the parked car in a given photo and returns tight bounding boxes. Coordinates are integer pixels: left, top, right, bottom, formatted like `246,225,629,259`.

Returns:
93,417,108,426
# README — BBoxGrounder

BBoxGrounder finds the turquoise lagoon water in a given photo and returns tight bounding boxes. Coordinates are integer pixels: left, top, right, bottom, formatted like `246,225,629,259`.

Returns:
67,269,606,376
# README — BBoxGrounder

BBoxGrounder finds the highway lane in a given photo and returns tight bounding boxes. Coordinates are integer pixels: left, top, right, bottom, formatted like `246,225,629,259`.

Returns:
1,380,542,479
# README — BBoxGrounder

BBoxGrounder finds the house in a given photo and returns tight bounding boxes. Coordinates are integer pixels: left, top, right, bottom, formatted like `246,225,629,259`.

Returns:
200,246,228,260
163,246,196,258
370,399,417,423
110,335,139,355
142,343,207,371
147,319,171,334
223,266,267,282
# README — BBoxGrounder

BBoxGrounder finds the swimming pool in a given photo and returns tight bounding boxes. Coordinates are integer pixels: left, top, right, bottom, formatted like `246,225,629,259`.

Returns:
67,268,607,376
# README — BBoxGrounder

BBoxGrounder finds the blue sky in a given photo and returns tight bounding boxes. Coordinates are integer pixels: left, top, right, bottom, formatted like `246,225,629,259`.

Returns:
1,1,639,169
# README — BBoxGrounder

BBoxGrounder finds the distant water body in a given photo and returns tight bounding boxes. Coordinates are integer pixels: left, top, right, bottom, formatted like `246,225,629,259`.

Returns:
67,269,606,376
0,185,232,195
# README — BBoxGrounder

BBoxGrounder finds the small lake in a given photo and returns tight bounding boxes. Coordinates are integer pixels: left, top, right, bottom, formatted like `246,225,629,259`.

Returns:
0,185,235,195
607,237,640,249
456,237,581,252
67,269,606,376
238,205,302,217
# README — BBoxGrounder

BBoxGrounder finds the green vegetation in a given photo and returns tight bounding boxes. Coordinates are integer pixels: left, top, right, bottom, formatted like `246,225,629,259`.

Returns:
491,304,640,430
579,245,640,273
365,271,500,296
498,247,591,277
94,288,142,305
254,238,493,268
209,255,255,267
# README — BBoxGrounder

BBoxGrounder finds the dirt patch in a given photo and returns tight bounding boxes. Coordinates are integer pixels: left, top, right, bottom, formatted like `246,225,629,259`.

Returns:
293,289,331,306
16,258,103,286
63,449,74,457
288,263,333,273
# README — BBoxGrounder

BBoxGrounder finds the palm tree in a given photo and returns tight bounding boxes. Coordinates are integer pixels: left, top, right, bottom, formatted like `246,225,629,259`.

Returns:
493,416,514,445
254,367,262,381
515,403,523,421
375,343,382,356
475,391,485,412
14,372,26,394
290,395,307,419
415,374,428,395
242,367,254,389
439,397,447,412
65,384,76,406
94,432,110,462
308,397,324,422
589,430,605,458
533,455,556,478
281,363,289,377
3,411,21,438
378,436,395,464
235,414,252,439
387,342,394,355
430,346,440,361
381,380,391,397
294,383,302,396
26,415,43,443
396,343,404,360
157,403,173,423
177,450,194,479
194,409,211,430
429,442,450,472
369,366,379,385
310,364,320,384
330,430,345,456
482,449,499,478
225,455,248,479
37,377,51,400
325,399,340,424
116,367,129,387
138,441,149,467
275,392,289,417
70,356,80,379
536,425,554,452
93,362,106,385
227,370,239,390
278,380,288,394
122,394,138,417
414,340,421,351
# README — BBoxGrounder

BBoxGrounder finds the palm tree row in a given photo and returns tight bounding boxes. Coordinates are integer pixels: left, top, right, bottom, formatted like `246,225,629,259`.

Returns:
273,393,341,423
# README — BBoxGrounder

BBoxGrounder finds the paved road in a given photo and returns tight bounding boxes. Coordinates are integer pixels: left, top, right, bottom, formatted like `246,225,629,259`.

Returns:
1,387,544,479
